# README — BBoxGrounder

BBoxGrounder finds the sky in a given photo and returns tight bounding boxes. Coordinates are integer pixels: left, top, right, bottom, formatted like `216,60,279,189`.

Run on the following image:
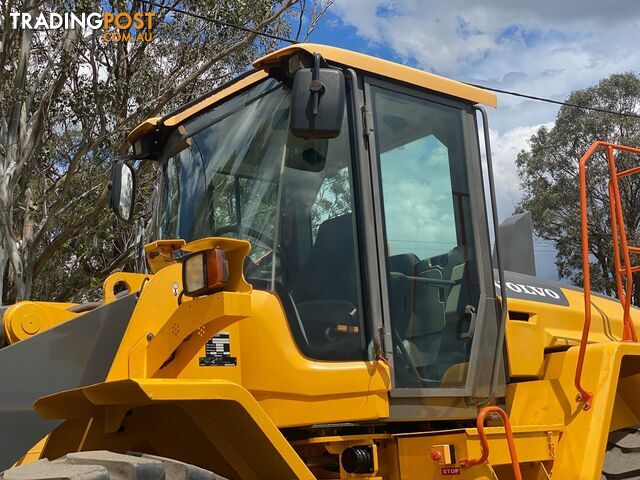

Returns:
303,0,640,281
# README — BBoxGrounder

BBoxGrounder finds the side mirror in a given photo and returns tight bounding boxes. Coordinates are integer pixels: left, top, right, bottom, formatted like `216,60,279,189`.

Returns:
290,53,345,139
109,160,136,222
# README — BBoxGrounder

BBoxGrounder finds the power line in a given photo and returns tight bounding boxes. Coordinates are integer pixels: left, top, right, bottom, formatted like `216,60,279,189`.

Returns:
467,83,640,120
140,1,639,120
138,0,297,45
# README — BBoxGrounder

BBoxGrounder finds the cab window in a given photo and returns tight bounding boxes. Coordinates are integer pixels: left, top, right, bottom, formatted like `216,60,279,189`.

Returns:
156,78,366,362
371,85,481,388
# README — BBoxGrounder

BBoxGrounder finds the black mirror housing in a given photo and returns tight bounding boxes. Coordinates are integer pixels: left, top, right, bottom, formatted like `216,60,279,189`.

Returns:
290,62,345,139
109,160,136,223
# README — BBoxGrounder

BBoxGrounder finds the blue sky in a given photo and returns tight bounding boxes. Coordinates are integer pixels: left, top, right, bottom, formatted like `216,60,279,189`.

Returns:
299,0,640,281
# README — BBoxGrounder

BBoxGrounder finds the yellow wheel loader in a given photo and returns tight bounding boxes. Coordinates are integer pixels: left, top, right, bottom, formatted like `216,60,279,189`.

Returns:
2,44,640,480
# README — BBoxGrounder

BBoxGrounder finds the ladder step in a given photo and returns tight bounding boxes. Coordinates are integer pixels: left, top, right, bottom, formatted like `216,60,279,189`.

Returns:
617,165,640,178
619,266,640,274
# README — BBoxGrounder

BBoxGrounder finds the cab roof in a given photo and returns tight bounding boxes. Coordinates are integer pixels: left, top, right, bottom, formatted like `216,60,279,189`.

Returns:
128,43,497,145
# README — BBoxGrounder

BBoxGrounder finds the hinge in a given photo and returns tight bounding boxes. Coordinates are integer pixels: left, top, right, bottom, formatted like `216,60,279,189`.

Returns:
362,105,374,137
382,328,393,357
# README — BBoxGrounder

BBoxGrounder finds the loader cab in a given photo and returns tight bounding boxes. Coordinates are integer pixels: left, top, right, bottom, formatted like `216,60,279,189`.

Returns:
144,47,504,412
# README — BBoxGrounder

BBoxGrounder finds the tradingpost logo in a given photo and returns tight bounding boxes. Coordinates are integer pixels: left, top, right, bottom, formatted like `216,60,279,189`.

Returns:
9,10,155,43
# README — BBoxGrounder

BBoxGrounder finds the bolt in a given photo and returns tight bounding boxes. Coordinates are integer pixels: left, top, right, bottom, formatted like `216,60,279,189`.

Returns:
146,332,154,341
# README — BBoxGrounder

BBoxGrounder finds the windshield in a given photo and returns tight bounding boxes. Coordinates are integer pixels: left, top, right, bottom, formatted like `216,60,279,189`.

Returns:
155,77,367,361
156,79,287,263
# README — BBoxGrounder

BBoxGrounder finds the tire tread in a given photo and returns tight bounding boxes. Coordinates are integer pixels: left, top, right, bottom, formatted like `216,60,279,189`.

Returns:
1,452,227,480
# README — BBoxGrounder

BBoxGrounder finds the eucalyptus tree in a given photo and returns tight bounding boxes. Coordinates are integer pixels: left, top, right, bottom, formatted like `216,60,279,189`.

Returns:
0,0,331,302
517,73,640,302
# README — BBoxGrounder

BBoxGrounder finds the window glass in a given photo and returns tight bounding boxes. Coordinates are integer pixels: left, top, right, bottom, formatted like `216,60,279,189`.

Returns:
311,166,351,241
277,117,364,361
371,85,480,388
156,78,364,361
381,136,457,258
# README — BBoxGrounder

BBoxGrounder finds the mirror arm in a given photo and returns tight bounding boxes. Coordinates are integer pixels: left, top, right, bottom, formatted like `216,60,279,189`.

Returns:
309,53,324,116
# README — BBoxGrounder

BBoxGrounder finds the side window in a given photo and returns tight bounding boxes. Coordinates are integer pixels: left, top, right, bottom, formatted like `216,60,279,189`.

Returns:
157,156,180,239
371,86,480,388
158,147,205,239
277,117,366,361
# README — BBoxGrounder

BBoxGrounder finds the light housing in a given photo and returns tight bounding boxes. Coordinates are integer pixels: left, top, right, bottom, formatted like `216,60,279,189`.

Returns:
181,247,229,297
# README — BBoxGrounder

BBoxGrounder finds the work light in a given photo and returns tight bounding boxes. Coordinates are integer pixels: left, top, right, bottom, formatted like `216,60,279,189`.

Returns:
181,247,229,297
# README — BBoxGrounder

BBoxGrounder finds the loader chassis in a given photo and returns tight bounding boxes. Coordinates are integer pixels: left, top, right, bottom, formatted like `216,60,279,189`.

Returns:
2,44,640,479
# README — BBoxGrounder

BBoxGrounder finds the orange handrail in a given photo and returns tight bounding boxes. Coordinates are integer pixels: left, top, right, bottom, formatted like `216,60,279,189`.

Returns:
577,141,640,410
459,406,522,480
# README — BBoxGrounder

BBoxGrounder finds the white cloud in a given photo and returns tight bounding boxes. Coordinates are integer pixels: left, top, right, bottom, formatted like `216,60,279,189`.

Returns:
331,0,640,124
332,1,640,76
488,123,552,218
330,0,640,279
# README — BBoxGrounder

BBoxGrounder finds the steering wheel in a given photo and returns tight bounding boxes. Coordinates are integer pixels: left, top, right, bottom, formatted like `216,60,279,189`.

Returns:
212,225,287,278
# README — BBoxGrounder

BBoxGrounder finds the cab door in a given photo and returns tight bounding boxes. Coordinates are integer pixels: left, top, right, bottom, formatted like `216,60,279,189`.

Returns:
362,77,504,413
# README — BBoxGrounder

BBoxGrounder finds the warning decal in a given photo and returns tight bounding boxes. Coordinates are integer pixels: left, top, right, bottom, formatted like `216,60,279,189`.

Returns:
441,467,461,475
199,332,237,366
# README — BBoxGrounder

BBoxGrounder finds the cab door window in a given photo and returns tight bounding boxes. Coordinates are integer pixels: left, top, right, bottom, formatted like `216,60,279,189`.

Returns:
370,86,480,388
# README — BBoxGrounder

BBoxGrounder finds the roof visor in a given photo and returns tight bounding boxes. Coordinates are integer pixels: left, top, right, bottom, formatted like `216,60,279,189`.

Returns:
128,43,497,146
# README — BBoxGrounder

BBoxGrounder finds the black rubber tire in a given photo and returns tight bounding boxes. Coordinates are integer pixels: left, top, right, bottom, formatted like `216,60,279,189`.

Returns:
0,451,228,480
603,426,640,479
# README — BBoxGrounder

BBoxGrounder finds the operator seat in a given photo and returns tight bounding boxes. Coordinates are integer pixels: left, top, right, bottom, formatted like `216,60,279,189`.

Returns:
403,245,470,380
289,214,362,360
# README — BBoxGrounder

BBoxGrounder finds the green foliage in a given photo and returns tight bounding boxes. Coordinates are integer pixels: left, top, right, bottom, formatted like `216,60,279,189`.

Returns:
516,72,640,301
0,0,310,303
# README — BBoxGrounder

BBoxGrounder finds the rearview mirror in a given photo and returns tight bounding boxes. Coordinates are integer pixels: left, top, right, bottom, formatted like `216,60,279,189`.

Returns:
109,160,135,222
290,54,345,139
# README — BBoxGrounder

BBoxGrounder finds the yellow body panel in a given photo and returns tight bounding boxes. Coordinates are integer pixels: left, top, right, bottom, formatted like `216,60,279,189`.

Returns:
102,251,390,428
505,285,640,378
254,43,497,107
128,43,496,145
36,379,315,480
506,342,640,479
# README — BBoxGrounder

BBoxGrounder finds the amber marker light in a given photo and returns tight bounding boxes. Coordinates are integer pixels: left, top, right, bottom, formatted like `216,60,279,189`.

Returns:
181,247,229,297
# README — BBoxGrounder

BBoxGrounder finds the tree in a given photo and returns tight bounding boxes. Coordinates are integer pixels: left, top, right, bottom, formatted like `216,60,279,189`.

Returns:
0,0,330,303
516,72,640,303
